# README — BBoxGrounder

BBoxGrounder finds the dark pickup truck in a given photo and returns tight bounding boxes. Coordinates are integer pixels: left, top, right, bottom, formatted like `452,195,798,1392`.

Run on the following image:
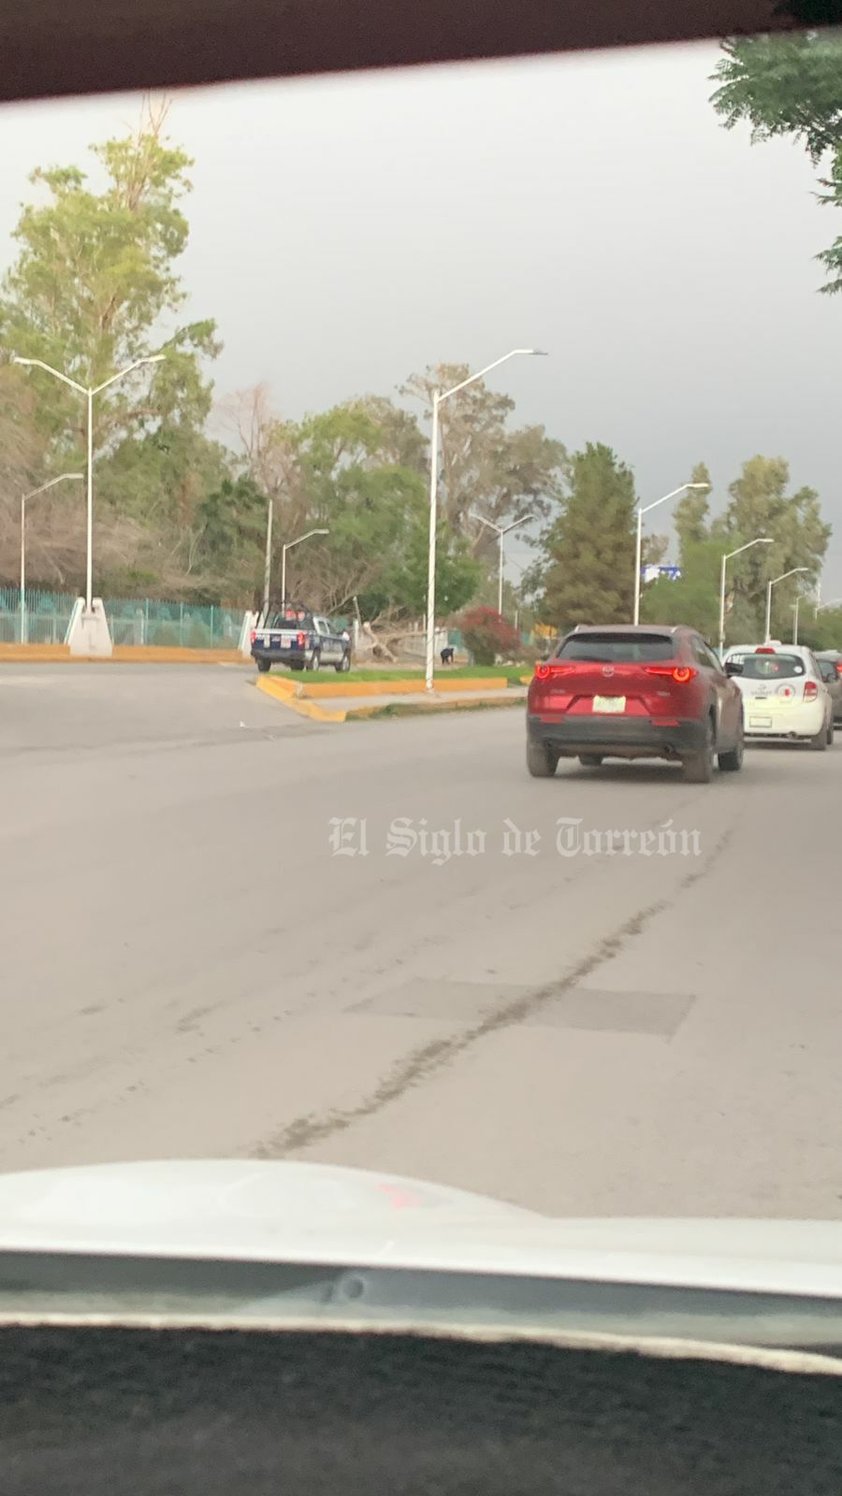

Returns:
251,607,352,673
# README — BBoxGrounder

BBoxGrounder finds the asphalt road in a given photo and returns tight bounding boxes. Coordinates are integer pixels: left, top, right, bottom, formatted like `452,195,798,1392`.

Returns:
1,663,839,1218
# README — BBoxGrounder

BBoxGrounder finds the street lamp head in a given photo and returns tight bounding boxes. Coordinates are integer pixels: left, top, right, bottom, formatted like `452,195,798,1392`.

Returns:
315,528,329,536
687,482,710,491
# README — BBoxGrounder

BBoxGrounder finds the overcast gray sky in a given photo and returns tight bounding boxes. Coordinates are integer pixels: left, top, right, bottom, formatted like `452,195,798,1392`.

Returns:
1,41,841,588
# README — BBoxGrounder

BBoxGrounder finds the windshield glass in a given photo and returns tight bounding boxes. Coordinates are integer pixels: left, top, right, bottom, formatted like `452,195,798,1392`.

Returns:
3,20,842,1376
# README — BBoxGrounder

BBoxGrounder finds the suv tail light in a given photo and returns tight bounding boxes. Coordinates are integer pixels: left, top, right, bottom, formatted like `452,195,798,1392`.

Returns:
835,662,842,678
250,630,256,644
804,680,819,701
644,665,698,684
297,631,307,647
534,662,577,680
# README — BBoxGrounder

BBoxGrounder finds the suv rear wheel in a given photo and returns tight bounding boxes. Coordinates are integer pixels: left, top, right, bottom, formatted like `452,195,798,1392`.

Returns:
683,718,715,784
718,717,744,773
256,658,271,674
527,741,559,778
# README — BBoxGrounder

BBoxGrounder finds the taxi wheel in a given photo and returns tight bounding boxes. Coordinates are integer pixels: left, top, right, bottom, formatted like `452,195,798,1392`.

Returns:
306,649,321,672
807,721,831,748
827,719,835,746
810,720,828,752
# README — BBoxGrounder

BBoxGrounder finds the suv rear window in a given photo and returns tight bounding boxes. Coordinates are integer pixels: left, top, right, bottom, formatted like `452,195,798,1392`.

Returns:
557,632,675,663
731,653,806,679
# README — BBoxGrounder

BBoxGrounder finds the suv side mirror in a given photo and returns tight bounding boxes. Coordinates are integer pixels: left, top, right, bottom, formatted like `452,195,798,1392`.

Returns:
724,659,743,676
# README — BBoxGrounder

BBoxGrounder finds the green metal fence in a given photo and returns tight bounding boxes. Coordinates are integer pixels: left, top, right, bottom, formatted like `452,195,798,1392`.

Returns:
0,588,245,648
105,598,244,648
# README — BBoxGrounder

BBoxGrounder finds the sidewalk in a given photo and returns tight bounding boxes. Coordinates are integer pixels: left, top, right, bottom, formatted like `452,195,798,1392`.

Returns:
339,685,526,718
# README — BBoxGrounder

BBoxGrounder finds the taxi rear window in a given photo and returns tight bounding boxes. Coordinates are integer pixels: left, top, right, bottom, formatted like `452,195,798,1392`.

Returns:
732,653,805,679
557,633,674,663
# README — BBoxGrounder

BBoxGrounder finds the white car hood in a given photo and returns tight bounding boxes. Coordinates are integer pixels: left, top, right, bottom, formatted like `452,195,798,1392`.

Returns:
0,1159,841,1301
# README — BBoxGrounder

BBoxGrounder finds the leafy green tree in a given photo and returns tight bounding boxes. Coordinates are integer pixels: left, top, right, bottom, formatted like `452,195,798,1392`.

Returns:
400,364,567,543
0,100,222,592
537,443,636,630
798,606,842,652
674,462,712,556
721,455,828,628
711,34,842,291
236,401,479,618
642,538,722,638
712,34,842,160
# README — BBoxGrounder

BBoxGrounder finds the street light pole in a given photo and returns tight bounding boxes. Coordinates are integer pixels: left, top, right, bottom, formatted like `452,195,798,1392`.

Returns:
13,355,165,610
765,567,809,643
633,482,709,626
425,389,440,683
262,498,274,617
280,527,329,605
718,537,773,656
19,473,83,643
472,511,534,618
425,349,547,692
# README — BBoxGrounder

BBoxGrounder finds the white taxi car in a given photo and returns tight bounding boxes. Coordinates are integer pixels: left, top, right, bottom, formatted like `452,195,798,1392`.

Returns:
721,643,833,750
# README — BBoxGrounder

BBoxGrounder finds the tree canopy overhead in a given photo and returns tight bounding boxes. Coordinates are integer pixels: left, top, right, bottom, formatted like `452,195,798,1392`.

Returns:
711,32,842,292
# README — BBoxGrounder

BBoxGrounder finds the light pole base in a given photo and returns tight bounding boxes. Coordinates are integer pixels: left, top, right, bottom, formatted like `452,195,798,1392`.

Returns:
239,610,259,659
67,598,113,657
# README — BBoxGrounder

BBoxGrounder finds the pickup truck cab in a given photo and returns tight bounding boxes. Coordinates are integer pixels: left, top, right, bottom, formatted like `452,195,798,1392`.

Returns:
251,606,352,673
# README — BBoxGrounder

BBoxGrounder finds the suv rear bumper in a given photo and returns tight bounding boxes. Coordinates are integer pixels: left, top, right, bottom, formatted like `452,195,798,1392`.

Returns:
527,713,708,759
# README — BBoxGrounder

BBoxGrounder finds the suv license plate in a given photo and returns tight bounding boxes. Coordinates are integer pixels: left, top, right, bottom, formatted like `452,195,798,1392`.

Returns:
592,696,626,714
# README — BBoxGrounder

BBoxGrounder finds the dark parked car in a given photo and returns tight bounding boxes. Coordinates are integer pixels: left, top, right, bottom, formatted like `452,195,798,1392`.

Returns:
816,653,842,723
526,624,744,783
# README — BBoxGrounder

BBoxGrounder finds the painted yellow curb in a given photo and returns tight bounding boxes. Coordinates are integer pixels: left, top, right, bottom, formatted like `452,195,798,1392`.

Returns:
0,644,244,665
113,646,243,664
0,645,71,662
255,675,346,722
298,675,508,699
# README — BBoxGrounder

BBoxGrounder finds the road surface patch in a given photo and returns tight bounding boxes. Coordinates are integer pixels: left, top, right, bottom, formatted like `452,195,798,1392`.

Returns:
351,980,693,1037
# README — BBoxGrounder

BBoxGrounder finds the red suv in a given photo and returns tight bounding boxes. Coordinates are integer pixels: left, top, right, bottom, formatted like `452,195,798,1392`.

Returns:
527,625,744,783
